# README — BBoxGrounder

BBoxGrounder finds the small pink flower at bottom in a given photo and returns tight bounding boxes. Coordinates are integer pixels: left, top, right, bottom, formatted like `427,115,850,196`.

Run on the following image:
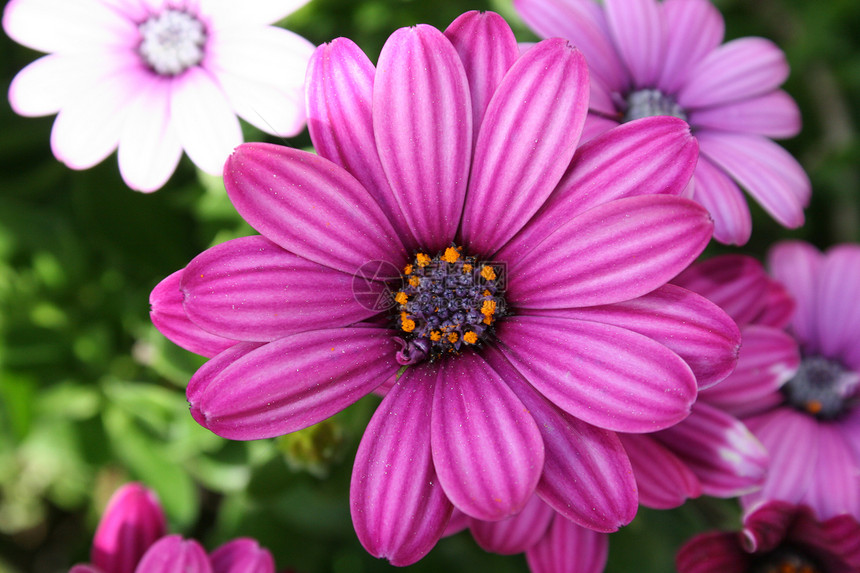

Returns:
677,501,860,573
2,0,315,191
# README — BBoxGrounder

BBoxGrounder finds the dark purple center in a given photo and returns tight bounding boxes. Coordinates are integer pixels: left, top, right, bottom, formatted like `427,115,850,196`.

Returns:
748,545,822,573
622,89,687,123
781,355,859,420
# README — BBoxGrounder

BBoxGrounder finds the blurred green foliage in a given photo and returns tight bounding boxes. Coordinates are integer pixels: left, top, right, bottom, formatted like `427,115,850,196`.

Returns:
0,0,857,572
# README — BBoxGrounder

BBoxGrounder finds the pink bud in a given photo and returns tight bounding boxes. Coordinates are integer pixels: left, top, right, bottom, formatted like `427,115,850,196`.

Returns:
134,535,212,573
210,538,276,573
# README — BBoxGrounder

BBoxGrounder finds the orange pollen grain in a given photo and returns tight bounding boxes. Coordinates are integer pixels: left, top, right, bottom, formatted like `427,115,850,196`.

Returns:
430,331,442,342
805,400,823,415
442,247,460,263
483,316,493,325
408,276,420,287
481,300,497,316
447,332,459,343
463,332,478,344
395,292,408,305
401,318,416,333
416,253,431,267
403,264,413,275
462,264,473,273
481,266,496,280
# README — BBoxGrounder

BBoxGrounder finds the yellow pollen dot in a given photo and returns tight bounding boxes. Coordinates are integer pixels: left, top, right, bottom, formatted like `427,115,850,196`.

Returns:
416,253,431,267
403,264,413,275
481,300,497,316
483,316,493,325
400,311,409,321
442,247,460,263
805,400,823,415
395,292,408,305
447,332,459,343
409,276,420,287
401,318,416,333
463,332,478,344
462,264,473,273
430,331,441,342
481,265,496,281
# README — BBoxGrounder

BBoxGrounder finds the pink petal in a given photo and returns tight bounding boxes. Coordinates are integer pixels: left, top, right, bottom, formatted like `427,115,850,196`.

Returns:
700,325,799,418
442,508,470,537
740,500,796,552
621,433,701,509
676,532,748,573
209,539,275,573
497,314,697,433
486,346,637,531
180,236,379,342
545,284,740,390
372,24,471,252
790,508,860,570
657,0,724,93
513,0,629,92
678,38,790,109
443,11,519,145
655,402,767,498
804,423,860,520
186,342,264,419
506,195,712,310
752,280,795,330
767,241,824,352
189,327,395,439
224,143,408,276
690,91,801,139
118,76,182,192
816,245,860,361
498,116,698,264
691,156,752,246
135,536,212,573
461,38,588,255
306,38,417,249
350,368,453,566
150,270,238,358
92,483,166,573
604,0,665,88
525,517,609,573
171,67,242,175
580,112,619,142
469,494,554,554
70,567,100,573
698,132,810,229
431,352,543,521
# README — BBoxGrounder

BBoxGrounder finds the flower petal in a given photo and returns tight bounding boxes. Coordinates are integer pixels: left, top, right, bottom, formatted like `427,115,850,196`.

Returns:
657,0,724,93
461,38,588,255
486,346,637,531
506,195,712,309
135,536,212,573
171,67,242,175
621,433,701,509
497,314,697,433
678,38,790,109
753,279,795,330
816,245,860,361
210,539,275,573
208,26,314,137
676,532,748,573
351,368,453,566
186,342,264,422
306,38,417,249
180,236,379,342
431,352,544,521
373,24,471,251
604,0,665,88
690,91,801,139
190,327,395,439
150,270,238,358
767,241,822,350
92,483,166,573
224,143,408,275
118,76,183,192
690,156,752,246
469,494,554,554
204,0,310,27
655,402,767,498
700,325,799,418
9,54,90,117
443,11,519,145
698,132,810,229
805,423,860,519
498,116,698,263
525,517,609,573
513,0,628,92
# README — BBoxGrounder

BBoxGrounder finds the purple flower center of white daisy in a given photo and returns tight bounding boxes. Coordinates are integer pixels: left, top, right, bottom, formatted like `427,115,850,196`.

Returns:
392,247,507,365
138,9,206,76
748,545,821,573
781,355,860,420
623,89,687,123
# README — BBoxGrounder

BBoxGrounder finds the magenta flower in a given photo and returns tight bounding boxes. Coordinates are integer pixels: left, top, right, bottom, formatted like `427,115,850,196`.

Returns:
514,0,810,245
672,246,860,521
150,11,739,565
2,0,315,192
70,482,276,573
677,501,860,573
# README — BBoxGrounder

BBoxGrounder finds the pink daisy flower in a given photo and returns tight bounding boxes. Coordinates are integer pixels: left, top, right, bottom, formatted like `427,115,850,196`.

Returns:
3,0,315,192
677,501,860,573
514,0,811,245
150,11,739,565
70,482,276,573
672,246,860,521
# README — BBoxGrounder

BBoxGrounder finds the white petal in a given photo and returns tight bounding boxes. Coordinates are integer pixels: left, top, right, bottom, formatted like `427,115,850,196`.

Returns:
9,54,93,116
203,0,311,26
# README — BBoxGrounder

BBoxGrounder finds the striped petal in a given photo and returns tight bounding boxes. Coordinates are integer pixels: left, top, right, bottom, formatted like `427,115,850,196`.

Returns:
621,433,701,509
526,517,609,573
657,0,724,93
690,91,801,139
691,156,752,246
469,494,554,554
604,0,665,88
767,241,823,352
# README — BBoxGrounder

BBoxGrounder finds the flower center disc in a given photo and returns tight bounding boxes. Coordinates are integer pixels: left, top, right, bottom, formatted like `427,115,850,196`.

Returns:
138,9,206,75
623,89,687,123
749,545,822,573
782,355,860,420
392,247,507,365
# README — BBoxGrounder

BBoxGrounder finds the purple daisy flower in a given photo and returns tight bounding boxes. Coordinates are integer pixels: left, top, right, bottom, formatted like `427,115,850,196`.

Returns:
514,0,811,245
671,246,860,521
2,0,315,192
150,11,739,565
677,501,860,573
